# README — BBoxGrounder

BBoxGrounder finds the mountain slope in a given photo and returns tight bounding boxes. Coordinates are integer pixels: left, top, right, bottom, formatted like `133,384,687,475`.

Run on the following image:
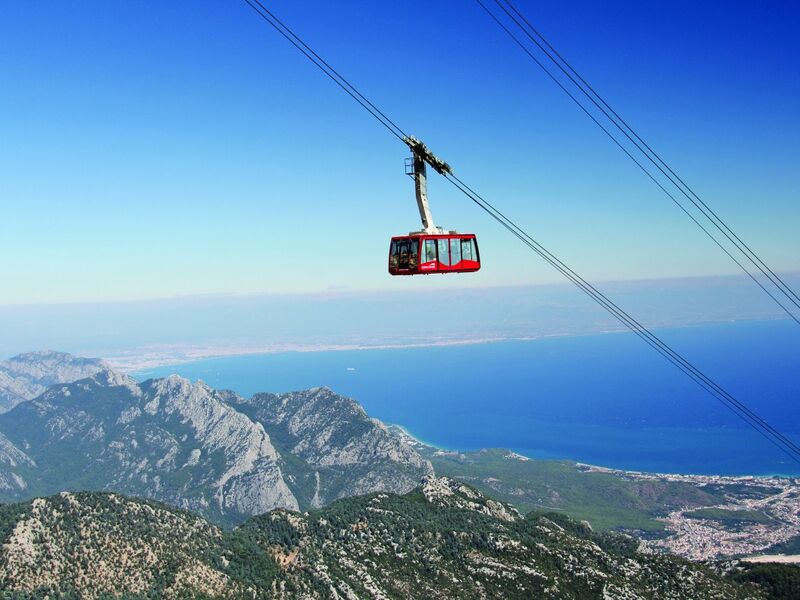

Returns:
0,354,432,525
0,350,107,413
0,491,244,599
0,431,35,494
0,369,298,524
0,482,770,599
235,387,433,508
247,476,758,599
418,446,724,533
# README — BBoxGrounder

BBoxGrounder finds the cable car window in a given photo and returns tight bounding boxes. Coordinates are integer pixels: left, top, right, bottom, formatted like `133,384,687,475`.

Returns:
450,238,461,265
409,239,419,268
437,239,450,266
461,238,474,261
423,239,437,263
396,240,411,269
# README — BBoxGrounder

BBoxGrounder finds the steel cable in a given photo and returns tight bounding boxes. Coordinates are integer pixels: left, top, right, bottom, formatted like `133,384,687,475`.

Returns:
479,0,800,320
240,0,800,465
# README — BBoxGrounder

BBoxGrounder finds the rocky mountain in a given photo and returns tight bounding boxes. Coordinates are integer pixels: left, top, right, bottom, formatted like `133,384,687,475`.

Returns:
0,350,107,413
233,387,433,508
0,481,779,599
0,353,431,525
0,431,35,493
0,369,298,524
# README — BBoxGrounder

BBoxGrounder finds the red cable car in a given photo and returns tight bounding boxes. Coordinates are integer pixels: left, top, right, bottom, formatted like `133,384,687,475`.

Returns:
389,137,481,276
389,234,480,275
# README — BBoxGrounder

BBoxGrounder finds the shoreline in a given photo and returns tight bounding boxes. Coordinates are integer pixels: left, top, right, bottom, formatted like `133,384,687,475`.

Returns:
109,333,587,373
105,316,788,373
111,320,800,482
394,425,800,483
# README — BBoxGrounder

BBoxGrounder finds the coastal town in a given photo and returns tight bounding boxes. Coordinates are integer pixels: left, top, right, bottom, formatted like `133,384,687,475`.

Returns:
582,465,800,560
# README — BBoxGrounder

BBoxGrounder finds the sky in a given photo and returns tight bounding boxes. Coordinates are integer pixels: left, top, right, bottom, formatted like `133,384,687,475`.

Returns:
1,0,798,305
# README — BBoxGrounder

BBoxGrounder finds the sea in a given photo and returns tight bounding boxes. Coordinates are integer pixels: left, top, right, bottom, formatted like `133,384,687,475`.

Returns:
134,319,800,477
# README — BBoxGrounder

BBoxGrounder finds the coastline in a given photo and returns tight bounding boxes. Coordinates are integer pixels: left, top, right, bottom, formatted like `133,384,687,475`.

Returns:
118,319,800,482
109,333,577,373
105,315,787,373
397,424,800,483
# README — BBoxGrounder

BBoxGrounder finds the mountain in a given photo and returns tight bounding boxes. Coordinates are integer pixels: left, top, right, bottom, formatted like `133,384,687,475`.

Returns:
0,350,793,566
232,388,433,509
0,353,431,525
0,491,244,598
0,481,776,599
0,369,298,523
0,431,35,493
0,350,107,413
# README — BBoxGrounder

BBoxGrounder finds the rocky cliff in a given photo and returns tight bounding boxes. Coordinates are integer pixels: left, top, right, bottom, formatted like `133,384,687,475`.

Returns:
0,368,298,523
234,387,433,508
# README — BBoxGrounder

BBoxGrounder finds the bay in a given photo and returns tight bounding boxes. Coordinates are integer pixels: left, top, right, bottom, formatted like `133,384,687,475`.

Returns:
134,319,800,476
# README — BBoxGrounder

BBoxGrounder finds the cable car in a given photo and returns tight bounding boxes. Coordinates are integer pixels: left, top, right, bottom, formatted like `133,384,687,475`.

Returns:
389,234,480,275
389,136,481,276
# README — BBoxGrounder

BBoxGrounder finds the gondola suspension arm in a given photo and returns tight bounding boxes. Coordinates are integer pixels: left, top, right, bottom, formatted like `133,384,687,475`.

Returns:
404,136,452,235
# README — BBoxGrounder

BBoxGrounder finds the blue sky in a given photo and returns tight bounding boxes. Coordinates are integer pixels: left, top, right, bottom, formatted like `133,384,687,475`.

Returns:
1,1,798,305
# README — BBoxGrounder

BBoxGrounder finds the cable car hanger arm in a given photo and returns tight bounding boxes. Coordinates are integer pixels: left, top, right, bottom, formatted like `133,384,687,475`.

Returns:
403,135,452,235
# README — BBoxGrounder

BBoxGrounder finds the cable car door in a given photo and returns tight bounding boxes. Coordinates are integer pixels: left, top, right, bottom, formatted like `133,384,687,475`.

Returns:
398,238,419,273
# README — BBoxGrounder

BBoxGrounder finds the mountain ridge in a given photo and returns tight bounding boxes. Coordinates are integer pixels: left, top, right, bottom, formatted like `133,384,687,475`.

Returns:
233,387,433,509
0,481,777,599
2,351,797,565
0,350,107,413
0,353,431,525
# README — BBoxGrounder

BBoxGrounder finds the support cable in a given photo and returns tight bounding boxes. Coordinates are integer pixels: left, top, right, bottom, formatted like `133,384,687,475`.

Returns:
473,0,800,326
497,0,800,309
243,0,408,142
478,0,800,319
444,171,800,463
240,0,800,465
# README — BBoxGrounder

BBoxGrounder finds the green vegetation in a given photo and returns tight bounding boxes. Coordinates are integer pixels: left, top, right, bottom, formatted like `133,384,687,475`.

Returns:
426,448,724,533
703,483,783,500
685,507,775,525
729,563,800,600
238,481,758,599
0,485,775,599
761,534,800,556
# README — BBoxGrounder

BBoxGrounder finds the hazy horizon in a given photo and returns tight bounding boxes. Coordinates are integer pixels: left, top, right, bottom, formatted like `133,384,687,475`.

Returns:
2,273,796,366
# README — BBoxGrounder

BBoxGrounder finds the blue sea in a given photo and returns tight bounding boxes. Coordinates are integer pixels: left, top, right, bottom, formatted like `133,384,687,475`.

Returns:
134,319,800,476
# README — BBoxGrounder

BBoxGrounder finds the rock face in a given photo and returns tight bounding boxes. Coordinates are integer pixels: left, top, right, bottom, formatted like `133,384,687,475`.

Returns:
0,352,432,524
0,431,35,493
0,350,107,413
0,368,298,524
0,484,764,599
234,387,433,508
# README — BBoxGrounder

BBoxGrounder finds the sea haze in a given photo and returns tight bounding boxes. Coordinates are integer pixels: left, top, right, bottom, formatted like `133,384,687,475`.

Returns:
135,319,800,476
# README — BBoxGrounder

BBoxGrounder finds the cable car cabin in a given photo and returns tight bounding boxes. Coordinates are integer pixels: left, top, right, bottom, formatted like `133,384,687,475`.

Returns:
388,234,480,275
